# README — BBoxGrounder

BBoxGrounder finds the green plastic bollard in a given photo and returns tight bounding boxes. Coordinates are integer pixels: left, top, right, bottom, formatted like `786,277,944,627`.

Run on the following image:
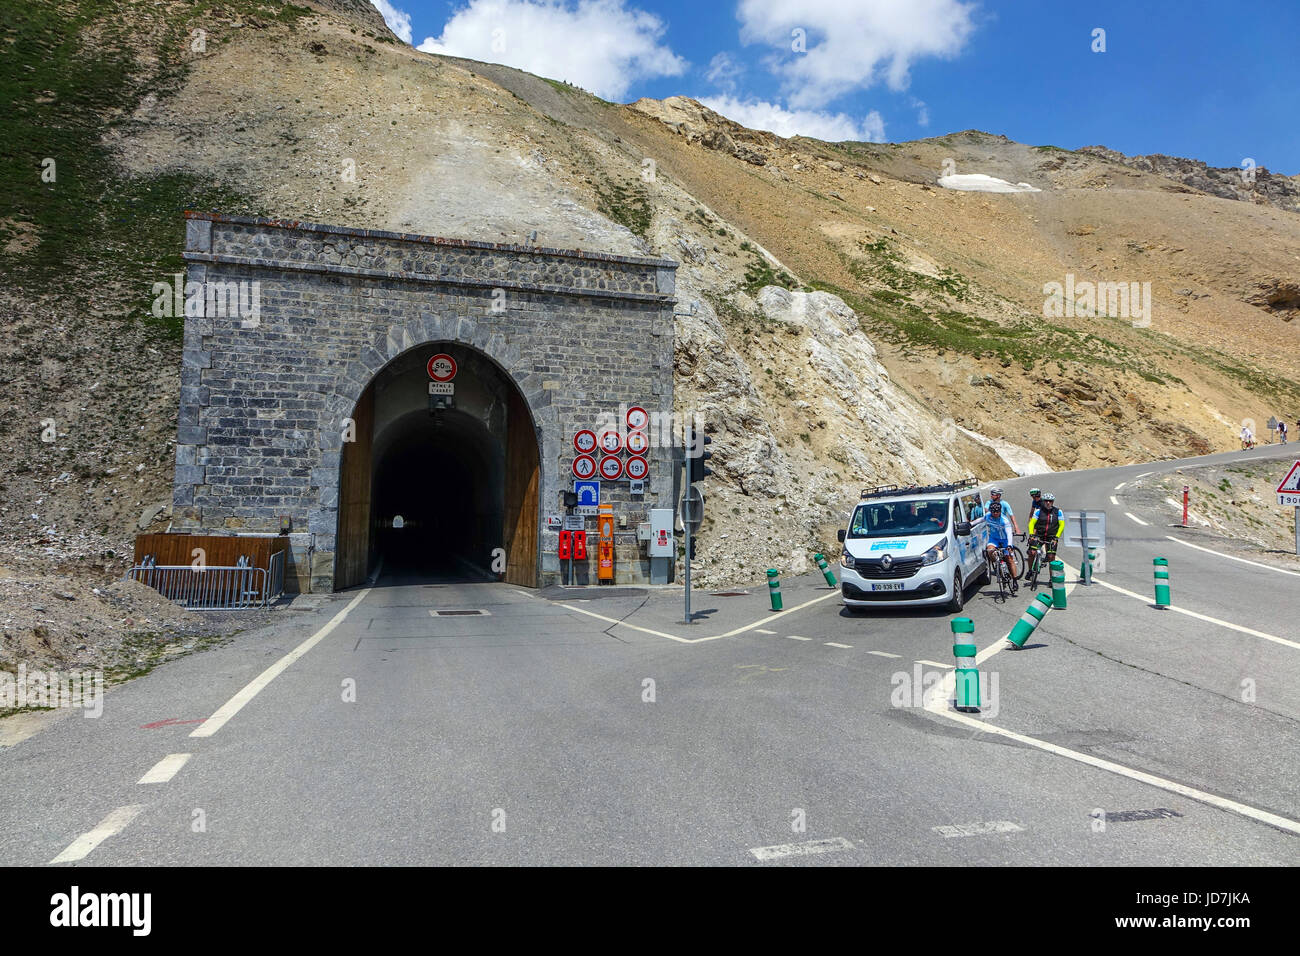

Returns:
767,569,783,611
1006,593,1053,649
1082,551,1095,586
1153,557,1170,608
950,618,979,712
1050,560,1067,609
814,552,837,588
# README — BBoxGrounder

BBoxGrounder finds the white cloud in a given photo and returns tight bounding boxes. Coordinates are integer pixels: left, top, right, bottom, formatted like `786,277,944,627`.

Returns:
369,0,413,44
705,52,743,92
737,0,976,107
700,95,885,142
910,96,930,127
416,0,687,102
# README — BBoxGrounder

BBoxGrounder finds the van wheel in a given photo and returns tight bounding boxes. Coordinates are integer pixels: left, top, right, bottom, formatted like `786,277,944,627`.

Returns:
946,569,964,613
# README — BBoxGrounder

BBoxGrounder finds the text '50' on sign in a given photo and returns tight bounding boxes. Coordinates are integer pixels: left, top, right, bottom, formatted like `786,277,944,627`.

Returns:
427,353,457,382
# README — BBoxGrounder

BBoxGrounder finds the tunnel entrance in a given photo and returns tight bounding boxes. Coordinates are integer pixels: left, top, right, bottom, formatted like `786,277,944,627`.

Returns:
334,344,539,588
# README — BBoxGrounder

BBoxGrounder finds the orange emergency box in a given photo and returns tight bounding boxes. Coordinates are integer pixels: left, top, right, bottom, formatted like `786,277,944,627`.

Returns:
597,504,614,582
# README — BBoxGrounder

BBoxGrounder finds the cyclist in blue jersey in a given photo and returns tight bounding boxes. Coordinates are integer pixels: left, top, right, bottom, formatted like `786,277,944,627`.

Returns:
987,486,1021,536
983,499,1020,585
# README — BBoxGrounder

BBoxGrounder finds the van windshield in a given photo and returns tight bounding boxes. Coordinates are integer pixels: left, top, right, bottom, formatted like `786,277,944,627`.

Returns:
847,499,948,539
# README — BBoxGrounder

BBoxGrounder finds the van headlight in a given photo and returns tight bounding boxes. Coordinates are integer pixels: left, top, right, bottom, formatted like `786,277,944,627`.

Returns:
840,552,854,569
921,541,948,566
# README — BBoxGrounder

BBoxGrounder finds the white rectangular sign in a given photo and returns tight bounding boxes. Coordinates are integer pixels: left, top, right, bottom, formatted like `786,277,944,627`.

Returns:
563,514,586,530
428,382,454,395
1280,493,1300,507
1063,510,1107,549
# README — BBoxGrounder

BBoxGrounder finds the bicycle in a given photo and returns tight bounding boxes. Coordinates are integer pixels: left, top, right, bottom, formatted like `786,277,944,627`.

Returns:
1024,534,1047,589
984,539,1022,602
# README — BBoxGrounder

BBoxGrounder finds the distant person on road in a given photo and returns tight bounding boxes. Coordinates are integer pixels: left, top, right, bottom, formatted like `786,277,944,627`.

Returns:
1241,423,1255,449
1281,420,1289,445
987,486,1021,536
1025,493,1065,579
984,500,1020,580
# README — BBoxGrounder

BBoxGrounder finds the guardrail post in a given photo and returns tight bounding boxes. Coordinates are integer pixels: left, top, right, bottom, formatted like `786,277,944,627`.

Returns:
950,618,979,713
1007,593,1053,649
813,552,837,588
1153,557,1170,608
767,569,783,611
1050,560,1067,609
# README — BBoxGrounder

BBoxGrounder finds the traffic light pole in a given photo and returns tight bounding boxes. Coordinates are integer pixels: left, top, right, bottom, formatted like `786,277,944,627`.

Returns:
681,437,691,624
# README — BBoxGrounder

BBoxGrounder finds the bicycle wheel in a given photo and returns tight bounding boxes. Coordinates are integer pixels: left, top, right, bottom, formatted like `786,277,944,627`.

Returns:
1008,546,1025,581
997,559,1012,600
1028,550,1042,588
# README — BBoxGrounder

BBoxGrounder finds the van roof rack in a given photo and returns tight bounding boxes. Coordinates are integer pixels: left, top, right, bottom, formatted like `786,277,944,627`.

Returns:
861,477,979,500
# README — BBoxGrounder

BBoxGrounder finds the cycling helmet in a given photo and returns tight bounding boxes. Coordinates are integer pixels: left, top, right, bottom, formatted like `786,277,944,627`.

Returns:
988,501,1002,515
1043,492,1056,502
1029,488,1041,496
989,486,1003,495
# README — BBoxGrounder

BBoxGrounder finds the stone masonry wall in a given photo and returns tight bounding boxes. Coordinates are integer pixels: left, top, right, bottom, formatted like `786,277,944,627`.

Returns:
173,213,677,591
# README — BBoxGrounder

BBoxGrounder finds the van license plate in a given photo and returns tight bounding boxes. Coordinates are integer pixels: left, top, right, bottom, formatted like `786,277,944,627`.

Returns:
871,582,904,592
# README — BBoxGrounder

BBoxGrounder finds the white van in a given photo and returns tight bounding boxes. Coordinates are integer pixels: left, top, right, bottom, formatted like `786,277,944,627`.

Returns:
836,479,989,613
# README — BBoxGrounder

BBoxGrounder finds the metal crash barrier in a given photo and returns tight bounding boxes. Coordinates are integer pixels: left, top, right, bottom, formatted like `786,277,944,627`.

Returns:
126,550,285,610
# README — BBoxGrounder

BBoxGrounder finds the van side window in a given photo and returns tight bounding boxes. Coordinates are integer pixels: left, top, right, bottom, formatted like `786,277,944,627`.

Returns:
962,493,983,521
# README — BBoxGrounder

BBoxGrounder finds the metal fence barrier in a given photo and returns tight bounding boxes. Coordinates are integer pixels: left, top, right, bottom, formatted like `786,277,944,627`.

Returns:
126,552,285,610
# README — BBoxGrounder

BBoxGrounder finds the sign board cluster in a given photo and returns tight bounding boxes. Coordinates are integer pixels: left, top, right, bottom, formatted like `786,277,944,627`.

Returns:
570,406,651,484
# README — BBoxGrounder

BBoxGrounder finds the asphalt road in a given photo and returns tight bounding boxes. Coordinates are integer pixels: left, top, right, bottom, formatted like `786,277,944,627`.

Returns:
3,445,1298,865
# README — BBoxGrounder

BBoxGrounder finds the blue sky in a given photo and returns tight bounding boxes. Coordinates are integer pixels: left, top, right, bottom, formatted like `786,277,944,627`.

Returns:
370,0,1298,173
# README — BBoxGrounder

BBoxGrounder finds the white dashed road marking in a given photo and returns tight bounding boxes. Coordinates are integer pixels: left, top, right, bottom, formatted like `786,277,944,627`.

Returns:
138,753,191,784
932,821,1024,838
915,659,953,669
868,650,901,658
1125,512,1149,526
1114,482,1126,490
750,837,856,861
786,635,812,642
825,642,852,649
49,805,145,864
755,629,777,635
1109,496,1120,505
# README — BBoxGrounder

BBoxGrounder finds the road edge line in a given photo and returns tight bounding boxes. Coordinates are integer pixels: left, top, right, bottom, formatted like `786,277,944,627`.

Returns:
189,587,372,738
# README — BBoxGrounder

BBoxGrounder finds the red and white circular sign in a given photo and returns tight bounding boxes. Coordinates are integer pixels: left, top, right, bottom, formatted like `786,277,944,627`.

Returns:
626,406,649,431
572,455,598,480
427,353,458,382
624,455,649,480
573,429,598,454
625,429,649,455
597,429,623,454
598,455,624,480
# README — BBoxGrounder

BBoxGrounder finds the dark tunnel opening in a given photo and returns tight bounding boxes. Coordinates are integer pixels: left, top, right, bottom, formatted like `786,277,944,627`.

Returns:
370,408,504,581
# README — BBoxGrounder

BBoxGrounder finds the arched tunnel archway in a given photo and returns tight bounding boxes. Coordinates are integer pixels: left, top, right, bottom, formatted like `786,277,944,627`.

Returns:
335,344,539,588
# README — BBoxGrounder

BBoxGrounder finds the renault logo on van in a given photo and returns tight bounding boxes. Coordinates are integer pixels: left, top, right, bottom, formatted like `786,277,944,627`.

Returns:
881,554,894,570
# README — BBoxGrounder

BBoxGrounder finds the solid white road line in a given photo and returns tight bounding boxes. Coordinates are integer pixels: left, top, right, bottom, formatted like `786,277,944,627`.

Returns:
191,587,372,738
1125,512,1150,526
1090,577,1300,652
1136,471,1154,479
750,837,856,861
49,805,145,864
559,603,691,643
825,642,852,649
786,635,812,642
138,753,191,785
1165,535,1300,578
915,659,953,669
933,706,1300,837
561,588,845,644
712,590,844,640
920,561,1300,837
868,650,901,659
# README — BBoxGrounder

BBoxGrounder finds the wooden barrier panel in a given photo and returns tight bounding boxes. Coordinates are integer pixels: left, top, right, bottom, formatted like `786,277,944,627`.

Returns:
133,533,287,570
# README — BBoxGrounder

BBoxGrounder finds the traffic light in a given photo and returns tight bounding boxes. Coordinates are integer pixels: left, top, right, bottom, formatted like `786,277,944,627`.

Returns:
686,426,713,484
